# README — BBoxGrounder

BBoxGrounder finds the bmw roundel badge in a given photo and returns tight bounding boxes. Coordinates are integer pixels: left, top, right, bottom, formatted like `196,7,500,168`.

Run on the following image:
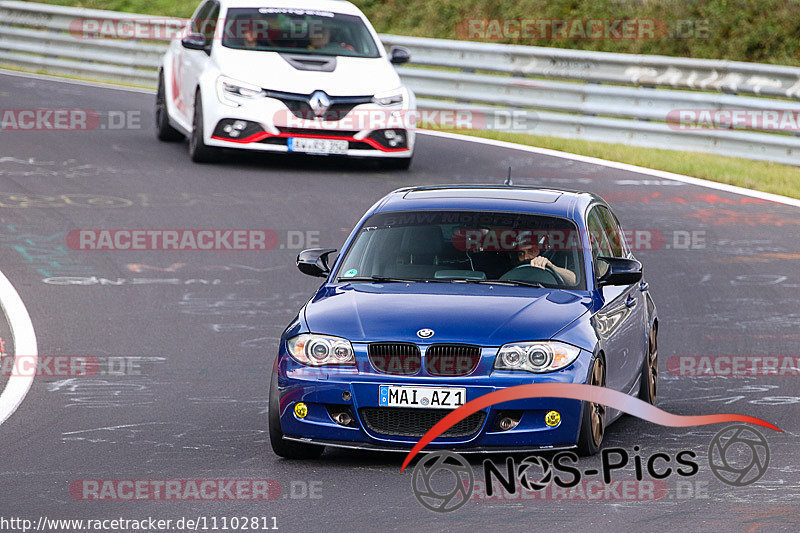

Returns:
417,328,434,339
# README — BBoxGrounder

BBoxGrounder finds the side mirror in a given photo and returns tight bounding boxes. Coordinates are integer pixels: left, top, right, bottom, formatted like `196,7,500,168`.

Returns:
596,257,642,287
181,33,208,51
389,46,411,65
296,248,337,278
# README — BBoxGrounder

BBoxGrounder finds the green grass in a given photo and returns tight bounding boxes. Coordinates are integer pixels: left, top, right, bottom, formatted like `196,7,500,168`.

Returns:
32,0,800,66
0,63,153,89
439,129,800,199
37,0,197,17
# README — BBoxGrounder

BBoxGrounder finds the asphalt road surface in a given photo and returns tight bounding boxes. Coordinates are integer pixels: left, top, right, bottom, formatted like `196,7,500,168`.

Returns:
0,70,799,532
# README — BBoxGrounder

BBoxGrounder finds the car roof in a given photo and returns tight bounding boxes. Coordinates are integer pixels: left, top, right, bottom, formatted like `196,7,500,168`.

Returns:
217,0,364,17
371,185,605,221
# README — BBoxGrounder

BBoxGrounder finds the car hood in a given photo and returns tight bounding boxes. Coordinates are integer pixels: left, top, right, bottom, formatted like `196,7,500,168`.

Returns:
214,48,402,95
303,283,593,346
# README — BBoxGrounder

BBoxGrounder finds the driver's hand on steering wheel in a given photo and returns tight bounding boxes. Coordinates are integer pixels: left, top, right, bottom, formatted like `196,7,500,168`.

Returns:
530,256,551,270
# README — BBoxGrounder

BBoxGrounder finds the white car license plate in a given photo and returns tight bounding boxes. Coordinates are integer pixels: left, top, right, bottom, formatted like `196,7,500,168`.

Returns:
287,137,348,155
379,385,466,409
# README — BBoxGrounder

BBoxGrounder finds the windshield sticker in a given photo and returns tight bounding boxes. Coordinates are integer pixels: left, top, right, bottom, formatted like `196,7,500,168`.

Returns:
258,8,335,18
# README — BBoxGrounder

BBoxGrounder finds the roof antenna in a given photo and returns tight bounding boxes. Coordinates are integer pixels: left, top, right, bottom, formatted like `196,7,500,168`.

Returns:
504,167,513,186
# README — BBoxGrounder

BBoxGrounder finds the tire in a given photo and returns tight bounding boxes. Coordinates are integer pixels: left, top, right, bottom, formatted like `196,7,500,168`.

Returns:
380,155,413,170
155,71,184,142
577,356,606,456
638,325,658,404
268,373,325,460
188,90,219,163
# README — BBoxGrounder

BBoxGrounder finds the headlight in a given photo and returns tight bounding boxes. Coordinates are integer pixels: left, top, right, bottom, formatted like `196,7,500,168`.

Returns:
494,341,580,373
372,88,404,106
216,75,264,107
287,334,355,366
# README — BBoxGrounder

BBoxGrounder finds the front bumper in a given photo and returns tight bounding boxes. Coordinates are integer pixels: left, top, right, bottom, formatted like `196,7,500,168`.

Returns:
274,344,592,451
203,92,415,158
282,436,577,454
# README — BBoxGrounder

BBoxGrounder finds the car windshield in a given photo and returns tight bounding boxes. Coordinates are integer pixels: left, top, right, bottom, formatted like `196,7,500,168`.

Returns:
335,210,586,290
221,8,381,58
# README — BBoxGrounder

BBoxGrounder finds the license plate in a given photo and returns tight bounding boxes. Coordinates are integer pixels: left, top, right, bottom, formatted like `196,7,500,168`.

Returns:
379,385,466,409
287,137,348,155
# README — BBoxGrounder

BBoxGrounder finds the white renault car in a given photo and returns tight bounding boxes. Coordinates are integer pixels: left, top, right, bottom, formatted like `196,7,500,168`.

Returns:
156,0,416,169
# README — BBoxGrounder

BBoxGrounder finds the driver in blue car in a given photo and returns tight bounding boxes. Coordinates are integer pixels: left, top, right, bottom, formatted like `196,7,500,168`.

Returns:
514,234,577,286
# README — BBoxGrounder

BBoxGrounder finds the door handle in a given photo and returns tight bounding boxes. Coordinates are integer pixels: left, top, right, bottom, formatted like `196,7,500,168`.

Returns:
625,295,637,308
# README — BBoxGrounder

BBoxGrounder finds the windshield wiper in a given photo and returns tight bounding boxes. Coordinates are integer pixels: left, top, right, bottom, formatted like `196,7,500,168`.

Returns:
338,276,542,287
338,276,447,283
451,279,545,288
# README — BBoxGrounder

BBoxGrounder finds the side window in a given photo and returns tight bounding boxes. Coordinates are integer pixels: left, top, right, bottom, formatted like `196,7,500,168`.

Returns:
190,1,213,34
190,1,219,45
202,3,220,45
611,211,630,256
594,205,625,258
587,208,613,278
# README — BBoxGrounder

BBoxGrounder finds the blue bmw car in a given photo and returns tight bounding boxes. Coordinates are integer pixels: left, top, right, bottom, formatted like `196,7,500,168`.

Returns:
269,185,658,458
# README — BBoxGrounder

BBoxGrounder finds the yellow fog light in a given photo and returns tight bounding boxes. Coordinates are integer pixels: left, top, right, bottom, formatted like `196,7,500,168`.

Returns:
294,402,308,419
545,410,561,427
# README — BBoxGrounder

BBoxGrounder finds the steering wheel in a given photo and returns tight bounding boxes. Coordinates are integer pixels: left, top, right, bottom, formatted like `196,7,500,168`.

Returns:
500,263,565,286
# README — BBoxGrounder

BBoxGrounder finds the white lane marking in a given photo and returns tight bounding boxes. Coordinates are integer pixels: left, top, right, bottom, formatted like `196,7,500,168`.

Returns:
0,269,38,426
419,130,800,208
1,68,798,208
0,67,153,94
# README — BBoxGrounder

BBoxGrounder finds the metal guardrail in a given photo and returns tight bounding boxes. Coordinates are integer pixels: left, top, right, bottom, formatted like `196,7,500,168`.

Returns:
381,35,800,100
1,1,799,165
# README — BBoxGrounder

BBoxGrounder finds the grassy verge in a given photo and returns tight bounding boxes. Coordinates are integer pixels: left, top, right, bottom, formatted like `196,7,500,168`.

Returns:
0,64,153,89
33,0,800,66
36,0,197,17
438,129,800,200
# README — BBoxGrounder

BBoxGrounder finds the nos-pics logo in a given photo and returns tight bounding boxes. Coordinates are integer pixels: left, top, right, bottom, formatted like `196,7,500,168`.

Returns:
411,424,770,512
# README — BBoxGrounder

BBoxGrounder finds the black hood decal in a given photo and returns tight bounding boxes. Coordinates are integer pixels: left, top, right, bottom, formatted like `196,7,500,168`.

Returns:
279,53,337,72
